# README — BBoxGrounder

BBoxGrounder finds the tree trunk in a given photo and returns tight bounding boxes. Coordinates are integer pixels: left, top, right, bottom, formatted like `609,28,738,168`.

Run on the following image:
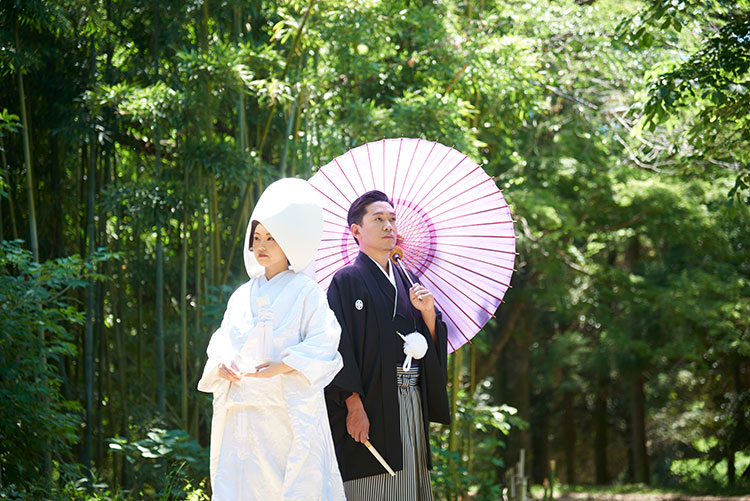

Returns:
563,389,577,485
495,308,533,485
531,393,550,484
728,357,743,486
630,370,649,484
594,386,609,484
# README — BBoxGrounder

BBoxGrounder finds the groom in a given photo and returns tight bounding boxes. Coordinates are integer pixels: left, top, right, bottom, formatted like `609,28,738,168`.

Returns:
324,190,450,499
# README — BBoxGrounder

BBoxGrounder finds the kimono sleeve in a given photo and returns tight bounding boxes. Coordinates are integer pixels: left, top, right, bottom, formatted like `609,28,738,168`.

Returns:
324,275,365,405
280,282,343,391
412,270,451,424
196,285,244,394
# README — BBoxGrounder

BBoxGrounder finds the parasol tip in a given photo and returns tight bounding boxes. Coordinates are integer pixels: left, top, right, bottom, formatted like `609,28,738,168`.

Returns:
390,246,404,263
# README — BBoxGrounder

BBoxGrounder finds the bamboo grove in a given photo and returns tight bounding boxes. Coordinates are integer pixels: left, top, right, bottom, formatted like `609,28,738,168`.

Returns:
1,0,749,498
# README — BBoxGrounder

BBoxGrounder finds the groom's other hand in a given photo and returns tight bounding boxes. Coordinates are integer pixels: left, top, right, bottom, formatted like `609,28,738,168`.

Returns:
345,393,370,443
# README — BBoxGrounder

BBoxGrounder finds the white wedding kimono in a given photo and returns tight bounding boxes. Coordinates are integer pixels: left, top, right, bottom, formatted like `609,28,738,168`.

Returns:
198,270,345,500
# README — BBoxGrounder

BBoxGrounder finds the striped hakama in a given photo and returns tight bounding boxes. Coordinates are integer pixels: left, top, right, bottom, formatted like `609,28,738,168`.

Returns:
343,365,433,501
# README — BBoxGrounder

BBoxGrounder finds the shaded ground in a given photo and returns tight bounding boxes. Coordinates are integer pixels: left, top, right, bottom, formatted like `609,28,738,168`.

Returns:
554,494,750,501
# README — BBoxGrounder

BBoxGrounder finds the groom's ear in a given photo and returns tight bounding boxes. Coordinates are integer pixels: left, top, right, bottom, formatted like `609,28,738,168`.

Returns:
350,223,361,245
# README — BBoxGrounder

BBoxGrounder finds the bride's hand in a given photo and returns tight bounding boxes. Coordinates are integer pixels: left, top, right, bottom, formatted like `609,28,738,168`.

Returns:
246,360,295,378
218,361,242,382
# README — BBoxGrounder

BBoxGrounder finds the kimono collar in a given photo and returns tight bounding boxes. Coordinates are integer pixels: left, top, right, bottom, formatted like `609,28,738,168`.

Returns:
366,254,396,290
355,252,397,316
367,254,397,317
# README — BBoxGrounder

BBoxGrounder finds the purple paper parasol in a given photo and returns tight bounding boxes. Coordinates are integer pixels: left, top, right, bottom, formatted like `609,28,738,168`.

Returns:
308,138,516,352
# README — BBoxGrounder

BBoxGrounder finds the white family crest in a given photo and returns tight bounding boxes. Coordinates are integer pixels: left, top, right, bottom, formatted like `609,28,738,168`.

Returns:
355,299,364,311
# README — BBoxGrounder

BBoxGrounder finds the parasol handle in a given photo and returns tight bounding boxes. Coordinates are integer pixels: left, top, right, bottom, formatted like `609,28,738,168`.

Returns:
389,246,419,292
364,440,397,477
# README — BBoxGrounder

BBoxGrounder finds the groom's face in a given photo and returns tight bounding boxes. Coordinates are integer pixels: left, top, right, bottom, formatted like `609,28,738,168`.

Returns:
351,201,397,253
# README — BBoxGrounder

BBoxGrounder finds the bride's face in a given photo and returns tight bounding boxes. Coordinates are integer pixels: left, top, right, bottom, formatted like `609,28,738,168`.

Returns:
252,223,289,278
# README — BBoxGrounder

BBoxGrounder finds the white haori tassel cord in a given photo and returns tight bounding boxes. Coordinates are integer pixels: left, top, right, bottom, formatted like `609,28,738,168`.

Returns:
397,331,428,370
235,296,273,375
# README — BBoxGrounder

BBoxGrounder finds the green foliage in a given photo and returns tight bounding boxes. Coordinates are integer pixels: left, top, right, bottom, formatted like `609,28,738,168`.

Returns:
624,0,750,200
108,428,209,499
0,0,748,496
670,447,750,493
0,240,114,489
431,378,526,500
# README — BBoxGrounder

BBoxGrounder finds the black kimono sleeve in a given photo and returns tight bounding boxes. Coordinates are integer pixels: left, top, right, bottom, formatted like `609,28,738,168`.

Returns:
325,275,364,406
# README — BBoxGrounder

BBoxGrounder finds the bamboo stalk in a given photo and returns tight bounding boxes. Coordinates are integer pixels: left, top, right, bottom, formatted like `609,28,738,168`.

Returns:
83,34,97,483
153,0,166,417
449,347,463,501
15,20,39,263
257,0,317,154
221,0,318,276
181,161,189,429
0,135,5,242
2,137,19,239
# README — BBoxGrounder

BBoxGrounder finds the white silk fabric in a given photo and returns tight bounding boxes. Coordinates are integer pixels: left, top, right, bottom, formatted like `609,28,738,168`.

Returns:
197,271,345,500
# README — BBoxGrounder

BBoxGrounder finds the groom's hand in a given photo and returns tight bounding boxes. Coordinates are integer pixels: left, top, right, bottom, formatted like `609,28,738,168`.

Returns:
345,393,370,443
409,284,437,343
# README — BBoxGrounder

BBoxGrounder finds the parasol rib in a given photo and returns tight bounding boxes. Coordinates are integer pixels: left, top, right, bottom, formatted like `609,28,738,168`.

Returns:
419,176,496,219
365,142,376,190
428,189,507,221
439,241,517,255
412,156,472,211
437,248,515,272
404,166,488,229
418,273,475,343
439,234,516,239
400,140,439,204
396,138,421,204
310,184,349,214
334,157,359,198
391,138,403,198
404,144,455,208
319,168,353,206
431,256,511,290
433,220,514,232
399,155,473,230
430,201,509,225
317,263,346,284
382,139,386,193
322,207,348,221
423,260,505,304
348,149,368,193
419,265,497,318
